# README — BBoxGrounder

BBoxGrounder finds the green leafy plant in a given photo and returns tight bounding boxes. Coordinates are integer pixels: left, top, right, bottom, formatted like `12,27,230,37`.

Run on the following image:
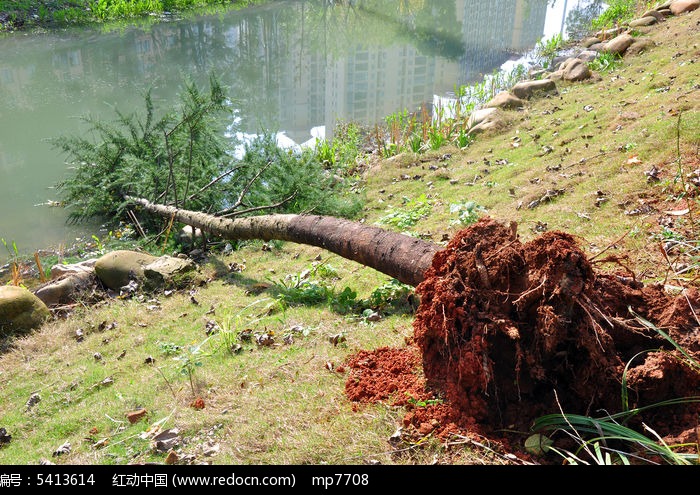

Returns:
363,279,415,315
54,75,234,227
378,194,432,231
449,201,487,227
534,33,564,70
591,0,638,31
588,52,624,73
1,238,24,287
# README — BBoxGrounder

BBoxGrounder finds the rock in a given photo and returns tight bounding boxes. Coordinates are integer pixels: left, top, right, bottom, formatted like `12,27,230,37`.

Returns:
670,0,699,15
577,50,600,62
588,42,605,52
595,27,626,39
0,286,51,336
510,79,558,100
483,91,525,109
550,55,570,70
629,16,657,27
49,259,96,280
603,33,635,56
143,256,198,290
580,37,601,48
178,225,202,249
641,9,667,21
94,250,158,290
561,58,592,81
33,271,95,307
548,58,592,82
467,108,506,136
468,107,498,128
626,38,655,56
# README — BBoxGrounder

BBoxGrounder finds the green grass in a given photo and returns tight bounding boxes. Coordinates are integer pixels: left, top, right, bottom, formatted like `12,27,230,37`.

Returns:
1,1,699,466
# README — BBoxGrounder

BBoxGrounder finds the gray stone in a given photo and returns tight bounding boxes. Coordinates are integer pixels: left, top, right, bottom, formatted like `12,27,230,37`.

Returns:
577,50,600,62
603,33,635,56
595,27,626,39
0,286,50,336
670,0,699,15
34,271,95,307
143,256,198,290
588,42,605,52
49,259,96,280
581,37,601,48
641,9,666,21
629,16,657,27
94,250,158,290
468,107,498,128
550,55,570,71
467,108,506,136
510,79,558,100
483,91,525,109
560,58,592,82
626,38,655,56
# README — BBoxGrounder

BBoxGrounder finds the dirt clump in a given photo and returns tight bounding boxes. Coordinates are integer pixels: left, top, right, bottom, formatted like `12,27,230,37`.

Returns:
344,217,700,459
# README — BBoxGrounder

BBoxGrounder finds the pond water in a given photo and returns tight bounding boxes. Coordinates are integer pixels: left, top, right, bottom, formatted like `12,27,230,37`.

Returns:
0,0,601,263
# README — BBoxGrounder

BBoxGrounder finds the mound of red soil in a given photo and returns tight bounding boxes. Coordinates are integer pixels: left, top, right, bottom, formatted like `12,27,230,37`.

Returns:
344,217,700,459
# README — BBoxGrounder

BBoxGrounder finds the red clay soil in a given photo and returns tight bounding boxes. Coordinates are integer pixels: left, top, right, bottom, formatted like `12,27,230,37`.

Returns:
344,217,700,462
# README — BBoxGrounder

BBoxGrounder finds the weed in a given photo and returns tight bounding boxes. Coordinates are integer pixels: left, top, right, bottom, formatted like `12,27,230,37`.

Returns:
532,313,700,465
534,33,564,70
449,201,487,227
378,194,432,231
591,0,638,30
588,52,623,73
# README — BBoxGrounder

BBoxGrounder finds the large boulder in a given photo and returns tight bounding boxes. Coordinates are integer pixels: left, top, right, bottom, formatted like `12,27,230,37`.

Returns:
603,33,634,56
143,256,198,290
670,0,699,15
34,271,96,307
467,107,507,136
510,79,558,100
484,91,525,109
547,58,592,82
94,250,158,290
0,286,51,336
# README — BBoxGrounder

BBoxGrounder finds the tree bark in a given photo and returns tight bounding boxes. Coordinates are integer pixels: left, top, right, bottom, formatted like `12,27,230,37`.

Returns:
128,196,440,287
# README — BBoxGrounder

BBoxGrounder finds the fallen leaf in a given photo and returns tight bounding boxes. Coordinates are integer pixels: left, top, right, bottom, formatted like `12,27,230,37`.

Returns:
25,393,41,412
626,156,642,165
663,208,690,216
126,408,148,424
153,428,181,452
53,441,71,457
92,438,109,449
190,398,205,410
525,433,553,456
165,450,179,465
0,428,11,445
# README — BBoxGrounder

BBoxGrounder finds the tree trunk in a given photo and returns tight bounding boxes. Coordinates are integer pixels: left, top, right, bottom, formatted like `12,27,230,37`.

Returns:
128,197,440,287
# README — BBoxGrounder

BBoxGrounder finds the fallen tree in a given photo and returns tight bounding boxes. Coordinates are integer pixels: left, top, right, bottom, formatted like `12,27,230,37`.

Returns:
127,196,440,288
128,196,700,456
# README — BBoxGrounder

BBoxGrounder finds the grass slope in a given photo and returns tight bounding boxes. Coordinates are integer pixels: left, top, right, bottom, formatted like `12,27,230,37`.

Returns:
0,6,699,466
